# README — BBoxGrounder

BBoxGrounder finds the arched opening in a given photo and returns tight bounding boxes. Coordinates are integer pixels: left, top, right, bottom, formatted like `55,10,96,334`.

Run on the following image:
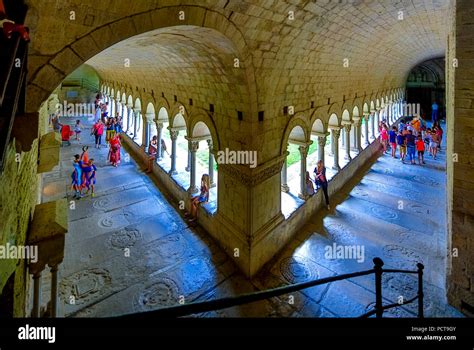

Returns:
191,121,218,213
281,124,309,217
133,98,143,146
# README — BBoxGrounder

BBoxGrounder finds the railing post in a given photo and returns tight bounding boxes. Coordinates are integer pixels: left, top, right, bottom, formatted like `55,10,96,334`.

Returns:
373,257,384,318
417,263,424,318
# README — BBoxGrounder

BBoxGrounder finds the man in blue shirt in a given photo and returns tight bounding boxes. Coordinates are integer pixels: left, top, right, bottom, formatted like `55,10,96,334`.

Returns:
406,130,416,165
397,130,406,163
432,101,439,123
389,126,398,158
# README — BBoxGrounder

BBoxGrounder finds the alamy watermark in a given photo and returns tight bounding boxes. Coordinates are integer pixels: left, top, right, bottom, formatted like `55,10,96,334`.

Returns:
216,148,257,169
324,243,365,263
0,243,38,263
54,101,96,120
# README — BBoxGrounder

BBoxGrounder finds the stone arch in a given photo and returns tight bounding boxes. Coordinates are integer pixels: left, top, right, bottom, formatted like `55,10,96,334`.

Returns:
170,102,189,128
327,102,342,121
27,5,258,114
328,113,340,128
363,102,370,115
110,88,115,99
280,116,310,155
352,105,360,119
311,118,325,134
134,97,142,111
154,95,171,117
157,107,169,124
189,110,221,151
145,102,155,123
342,109,351,122
370,100,376,113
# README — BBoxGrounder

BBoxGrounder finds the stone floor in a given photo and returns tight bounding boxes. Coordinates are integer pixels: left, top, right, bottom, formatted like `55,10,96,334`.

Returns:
37,117,462,318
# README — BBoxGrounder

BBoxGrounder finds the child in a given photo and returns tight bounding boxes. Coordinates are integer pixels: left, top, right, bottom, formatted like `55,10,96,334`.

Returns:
82,159,97,197
397,130,406,163
71,155,84,199
416,136,426,165
74,119,84,143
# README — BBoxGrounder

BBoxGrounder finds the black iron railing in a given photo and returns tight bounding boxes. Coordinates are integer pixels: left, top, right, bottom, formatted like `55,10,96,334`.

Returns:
116,257,424,319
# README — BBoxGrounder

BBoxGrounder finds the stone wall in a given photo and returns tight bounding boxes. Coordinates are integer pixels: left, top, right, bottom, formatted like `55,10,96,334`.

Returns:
0,138,39,316
446,0,474,316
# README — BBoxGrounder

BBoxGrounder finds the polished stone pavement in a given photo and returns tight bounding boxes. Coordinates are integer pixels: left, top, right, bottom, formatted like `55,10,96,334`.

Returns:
38,117,462,318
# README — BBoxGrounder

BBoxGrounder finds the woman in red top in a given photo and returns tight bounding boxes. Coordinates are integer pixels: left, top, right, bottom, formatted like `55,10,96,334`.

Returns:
380,125,389,154
92,120,104,149
416,136,426,165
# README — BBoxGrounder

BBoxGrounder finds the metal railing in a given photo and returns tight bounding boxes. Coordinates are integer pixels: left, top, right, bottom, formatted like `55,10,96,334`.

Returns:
116,257,424,319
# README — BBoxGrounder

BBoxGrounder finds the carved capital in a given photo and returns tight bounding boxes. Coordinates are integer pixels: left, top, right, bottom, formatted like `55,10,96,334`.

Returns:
317,136,327,147
170,130,179,140
332,129,341,140
298,145,309,158
189,140,199,152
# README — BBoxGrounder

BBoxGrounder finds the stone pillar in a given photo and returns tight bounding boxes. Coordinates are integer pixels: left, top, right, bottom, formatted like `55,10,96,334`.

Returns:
298,144,309,200
281,156,290,192
156,122,164,161
32,272,42,318
370,113,376,140
207,139,216,188
354,119,362,153
50,265,59,318
375,111,380,136
331,129,341,171
133,109,140,139
126,106,132,132
169,130,178,175
188,140,199,194
328,132,334,156
317,135,326,163
363,114,370,146
185,150,191,172
344,124,352,160
116,99,121,118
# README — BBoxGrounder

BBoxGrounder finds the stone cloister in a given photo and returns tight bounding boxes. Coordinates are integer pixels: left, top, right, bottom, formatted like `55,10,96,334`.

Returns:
0,0,473,318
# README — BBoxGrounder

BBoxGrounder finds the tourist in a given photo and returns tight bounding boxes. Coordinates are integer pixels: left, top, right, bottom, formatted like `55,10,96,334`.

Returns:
92,120,104,149
406,130,416,165
389,126,398,158
106,118,116,146
396,130,406,163
52,115,62,132
71,154,84,199
146,135,158,173
432,101,439,123
161,138,169,158
108,134,121,167
315,160,330,210
74,119,84,143
380,125,389,154
115,113,122,133
436,125,443,150
416,136,426,165
306,171,315,196
82,158,97,197
80,146,89,164
61,124,73,146
188,174,210,222
430,128,439,160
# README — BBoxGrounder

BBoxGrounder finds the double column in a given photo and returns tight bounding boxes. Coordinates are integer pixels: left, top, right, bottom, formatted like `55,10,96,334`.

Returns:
353,119,363,153
342,122,353,161
169,129,179,175
207,139,216,188
156,122,164,160
187,138,200,194
298,143,311,200
330,128,341,171
363,113,370,146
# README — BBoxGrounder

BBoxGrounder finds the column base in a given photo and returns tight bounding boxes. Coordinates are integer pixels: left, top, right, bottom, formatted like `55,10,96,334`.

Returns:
298,193,309,200
370,136,375,140
344,155,352,161
210,182,217,188
169,170,178,175
281,184,290,193
185,167,190,172
188,186,199,194
332,164,341,171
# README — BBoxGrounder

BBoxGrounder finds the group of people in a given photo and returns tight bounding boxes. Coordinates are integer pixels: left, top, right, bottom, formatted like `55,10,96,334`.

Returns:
380,117,443,165
71,146,97,199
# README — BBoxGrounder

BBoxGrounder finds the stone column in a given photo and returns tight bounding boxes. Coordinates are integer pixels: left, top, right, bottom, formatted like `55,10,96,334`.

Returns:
126,105,132,132
185,150,191,172
344,124,352,160
332,129,341,171
281,156,290,192
298,144,309,200
188,140,199,194
370,113,376,140
317,135,326,163
116,99,121,118
133,109,140,139
364,114,370,146
156,122,164,161
169,130,179,175
207,139,216,188
328,132,334,157
355,119,363,153
375,111,380,136
50,265,59,318
32,271,42,318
